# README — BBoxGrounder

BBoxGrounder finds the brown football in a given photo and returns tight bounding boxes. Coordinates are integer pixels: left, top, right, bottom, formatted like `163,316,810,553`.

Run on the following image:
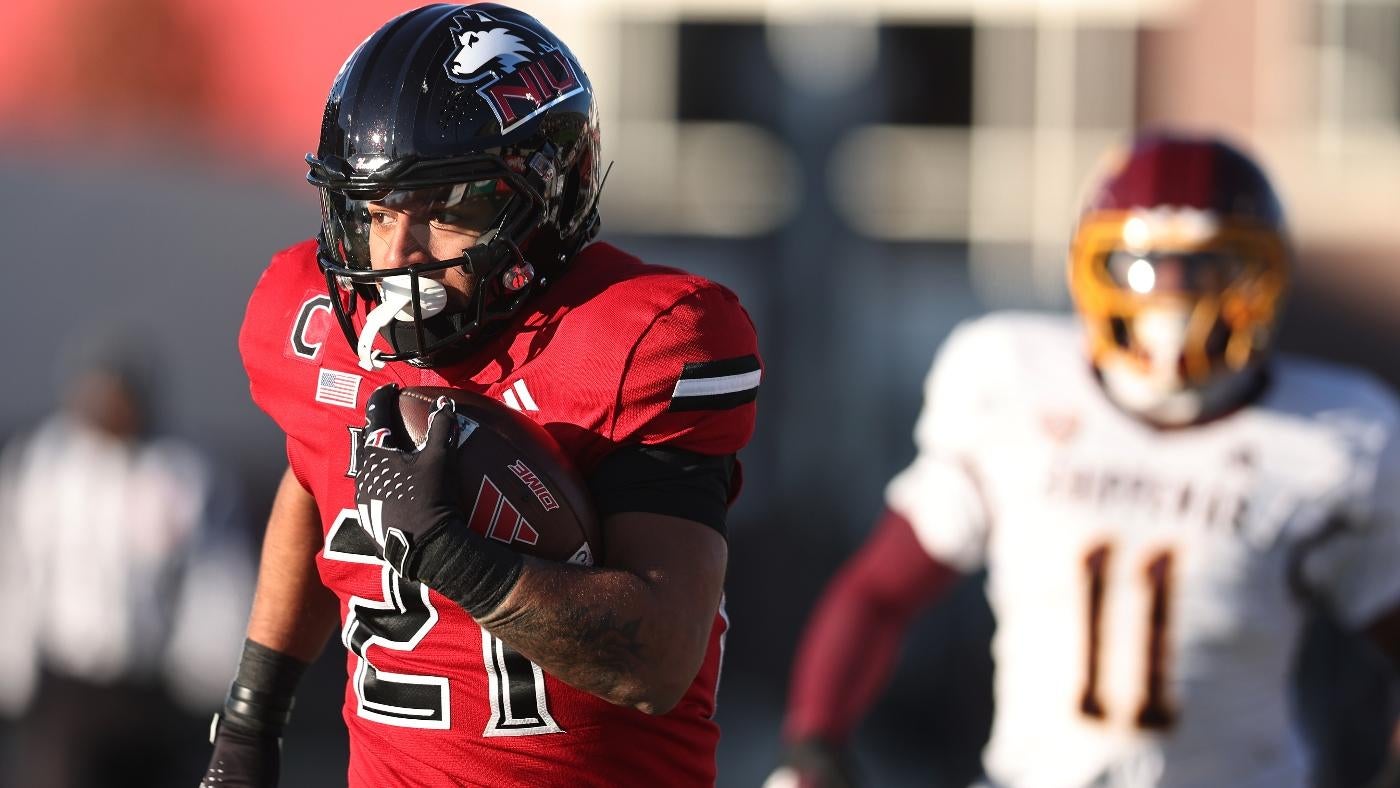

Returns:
398,386,601,566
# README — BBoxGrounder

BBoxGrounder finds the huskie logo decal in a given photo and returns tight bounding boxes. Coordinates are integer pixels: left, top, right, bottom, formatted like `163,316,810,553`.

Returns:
442,10,585,135
447,22,533,77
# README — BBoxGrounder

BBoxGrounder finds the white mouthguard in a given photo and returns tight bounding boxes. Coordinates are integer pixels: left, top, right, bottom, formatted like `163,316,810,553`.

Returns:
356,275,449,371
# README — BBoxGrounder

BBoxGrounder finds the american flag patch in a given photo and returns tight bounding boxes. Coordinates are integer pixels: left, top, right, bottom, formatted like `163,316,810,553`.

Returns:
316,369,362,409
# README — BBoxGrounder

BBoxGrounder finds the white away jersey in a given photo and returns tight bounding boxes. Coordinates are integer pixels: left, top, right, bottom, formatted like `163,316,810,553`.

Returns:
886,312,1400,788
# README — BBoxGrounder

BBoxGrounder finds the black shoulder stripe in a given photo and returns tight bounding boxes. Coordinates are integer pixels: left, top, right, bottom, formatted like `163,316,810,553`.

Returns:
669,354,761,412
678,354,761,380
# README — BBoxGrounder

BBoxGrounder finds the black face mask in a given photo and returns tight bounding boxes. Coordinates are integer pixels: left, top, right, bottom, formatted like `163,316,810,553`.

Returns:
383,310,470,368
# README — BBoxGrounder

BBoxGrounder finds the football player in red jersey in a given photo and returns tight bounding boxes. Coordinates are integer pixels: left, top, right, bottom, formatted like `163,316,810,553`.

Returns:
766,134,1400,788
199,5,761,787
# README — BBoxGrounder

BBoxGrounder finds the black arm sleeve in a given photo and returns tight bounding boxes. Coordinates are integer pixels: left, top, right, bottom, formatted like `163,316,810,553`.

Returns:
587,445,736,537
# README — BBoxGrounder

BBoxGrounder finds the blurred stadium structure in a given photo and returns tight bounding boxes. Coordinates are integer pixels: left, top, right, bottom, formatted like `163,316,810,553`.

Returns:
1,0,1397,786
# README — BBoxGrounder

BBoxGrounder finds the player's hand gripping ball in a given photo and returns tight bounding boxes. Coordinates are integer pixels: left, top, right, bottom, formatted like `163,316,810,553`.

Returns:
354,384,466,578
354,384,601,578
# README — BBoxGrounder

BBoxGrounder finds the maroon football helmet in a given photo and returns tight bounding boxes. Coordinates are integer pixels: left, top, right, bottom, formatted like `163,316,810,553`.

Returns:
1067,133,1290,424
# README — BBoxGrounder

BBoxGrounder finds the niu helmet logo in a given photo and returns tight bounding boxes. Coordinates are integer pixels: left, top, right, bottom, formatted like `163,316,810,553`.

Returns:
442,10,585,134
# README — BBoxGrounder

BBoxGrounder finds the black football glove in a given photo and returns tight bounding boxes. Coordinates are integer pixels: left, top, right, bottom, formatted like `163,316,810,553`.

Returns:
763,740,859,788
201,714,281,788
200,640,305,788
355,383,467,578
354,384,524,618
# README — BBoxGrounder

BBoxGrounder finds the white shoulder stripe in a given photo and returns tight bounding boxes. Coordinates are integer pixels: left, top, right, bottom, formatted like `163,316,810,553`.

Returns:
672,369,762,399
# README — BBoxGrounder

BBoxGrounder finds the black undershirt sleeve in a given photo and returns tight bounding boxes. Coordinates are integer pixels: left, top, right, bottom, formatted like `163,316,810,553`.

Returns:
587,445,736,537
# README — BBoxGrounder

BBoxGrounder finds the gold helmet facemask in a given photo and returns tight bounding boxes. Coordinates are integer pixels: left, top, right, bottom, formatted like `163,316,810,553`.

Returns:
1069,208,1289,421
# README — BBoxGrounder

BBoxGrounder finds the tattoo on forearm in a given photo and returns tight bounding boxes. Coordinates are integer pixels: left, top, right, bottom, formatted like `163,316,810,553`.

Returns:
560,603,646,674
480,593,648,694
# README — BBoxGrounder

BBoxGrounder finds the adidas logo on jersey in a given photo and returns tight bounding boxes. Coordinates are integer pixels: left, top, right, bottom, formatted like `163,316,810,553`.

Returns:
502,379,539,412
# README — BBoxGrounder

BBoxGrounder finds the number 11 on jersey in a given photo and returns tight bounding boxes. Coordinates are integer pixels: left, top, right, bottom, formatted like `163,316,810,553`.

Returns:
1079,541,1178,730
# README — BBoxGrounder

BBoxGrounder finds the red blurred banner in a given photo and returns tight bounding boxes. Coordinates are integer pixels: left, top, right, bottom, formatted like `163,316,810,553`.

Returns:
0,0,431,173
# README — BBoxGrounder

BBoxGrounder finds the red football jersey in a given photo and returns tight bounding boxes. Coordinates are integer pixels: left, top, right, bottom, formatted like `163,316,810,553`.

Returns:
238,239,761,787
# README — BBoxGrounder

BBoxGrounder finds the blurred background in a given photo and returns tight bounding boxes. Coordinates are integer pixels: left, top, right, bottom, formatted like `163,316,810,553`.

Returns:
1,0,1398,785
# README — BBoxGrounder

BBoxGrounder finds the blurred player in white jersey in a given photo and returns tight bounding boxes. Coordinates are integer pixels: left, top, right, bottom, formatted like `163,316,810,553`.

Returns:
766,133,1400,788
